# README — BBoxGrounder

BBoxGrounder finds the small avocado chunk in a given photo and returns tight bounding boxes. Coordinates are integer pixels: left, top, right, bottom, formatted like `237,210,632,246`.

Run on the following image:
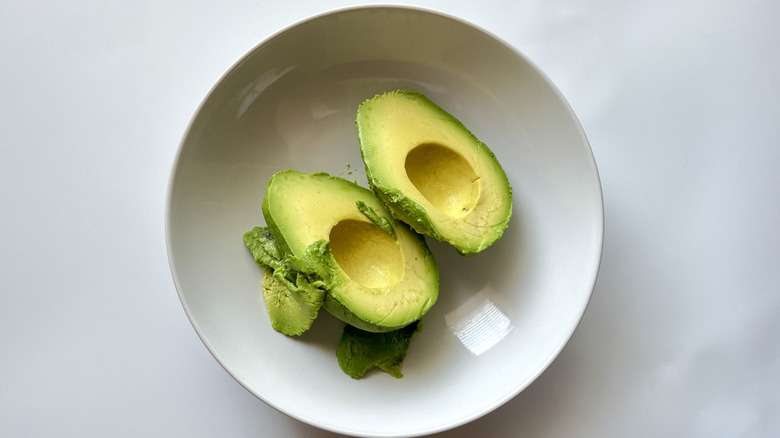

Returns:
261,267,322,336
243,226,284,270
356,90,513,255
262,171,439,333
243,227,326,336
337,321,421,379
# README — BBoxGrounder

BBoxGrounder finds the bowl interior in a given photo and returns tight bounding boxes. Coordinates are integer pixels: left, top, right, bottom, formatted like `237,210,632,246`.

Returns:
167,6,603,437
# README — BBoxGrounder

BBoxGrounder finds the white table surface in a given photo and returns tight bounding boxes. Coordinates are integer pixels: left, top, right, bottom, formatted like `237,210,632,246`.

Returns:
2,1,778,437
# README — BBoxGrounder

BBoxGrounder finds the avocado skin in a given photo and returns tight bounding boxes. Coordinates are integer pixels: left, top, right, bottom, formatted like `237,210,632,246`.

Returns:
357,90,513,256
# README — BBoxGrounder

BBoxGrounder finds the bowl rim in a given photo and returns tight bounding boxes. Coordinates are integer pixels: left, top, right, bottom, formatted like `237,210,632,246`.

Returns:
164,4,605,437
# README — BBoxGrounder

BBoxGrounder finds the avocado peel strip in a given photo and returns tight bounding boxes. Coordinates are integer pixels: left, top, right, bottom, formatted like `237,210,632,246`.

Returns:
356,200,396,239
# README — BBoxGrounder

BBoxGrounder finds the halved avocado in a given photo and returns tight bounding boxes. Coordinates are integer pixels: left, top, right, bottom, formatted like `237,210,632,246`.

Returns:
261,170,438,333
356,90,512,255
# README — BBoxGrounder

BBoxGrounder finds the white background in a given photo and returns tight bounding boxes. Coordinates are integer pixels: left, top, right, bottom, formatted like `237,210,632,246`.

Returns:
2,1,778,437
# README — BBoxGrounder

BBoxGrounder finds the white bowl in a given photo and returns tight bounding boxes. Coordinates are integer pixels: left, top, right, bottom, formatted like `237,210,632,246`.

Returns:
166,6,603,437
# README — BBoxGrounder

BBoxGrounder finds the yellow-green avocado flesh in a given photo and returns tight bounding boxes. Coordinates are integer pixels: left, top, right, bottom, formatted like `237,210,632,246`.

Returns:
356,90,513,256
243,227,326,336
257,170,438,333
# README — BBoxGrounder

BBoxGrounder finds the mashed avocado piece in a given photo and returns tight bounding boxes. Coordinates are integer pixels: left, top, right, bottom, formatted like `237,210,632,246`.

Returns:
260,267,320,336
337,321,421,379
355,200,396,239
243,226,326,336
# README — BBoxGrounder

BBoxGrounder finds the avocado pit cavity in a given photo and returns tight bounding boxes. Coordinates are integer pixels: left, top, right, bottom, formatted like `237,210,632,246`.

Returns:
405,143,480,218
329,219,404,289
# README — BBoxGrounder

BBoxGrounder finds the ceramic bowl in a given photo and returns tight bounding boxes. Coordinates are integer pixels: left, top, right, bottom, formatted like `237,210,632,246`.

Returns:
166,6,603,437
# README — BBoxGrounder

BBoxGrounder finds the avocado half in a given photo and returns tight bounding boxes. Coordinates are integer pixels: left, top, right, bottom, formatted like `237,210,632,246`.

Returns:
356,90,513,256
260,170,439,333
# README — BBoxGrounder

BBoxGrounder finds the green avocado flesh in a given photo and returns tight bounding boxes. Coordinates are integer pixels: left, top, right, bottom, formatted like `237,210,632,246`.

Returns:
337,321,421,379
258,171,439,334
243,227,326,336
244,171,438,377
356,90,513,255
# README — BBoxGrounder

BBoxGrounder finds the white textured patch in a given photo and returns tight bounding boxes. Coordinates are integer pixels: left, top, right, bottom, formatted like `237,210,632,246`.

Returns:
446,290,512,356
